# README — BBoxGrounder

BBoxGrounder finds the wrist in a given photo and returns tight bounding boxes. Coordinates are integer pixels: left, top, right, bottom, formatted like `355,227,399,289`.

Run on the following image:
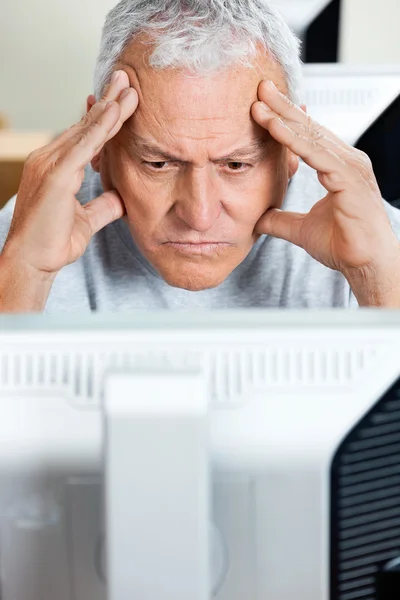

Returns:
343,248,400,307
0,252,57,312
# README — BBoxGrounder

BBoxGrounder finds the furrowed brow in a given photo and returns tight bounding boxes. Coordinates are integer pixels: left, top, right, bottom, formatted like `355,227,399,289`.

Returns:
215,139,270,161
129,134,269,162
130,136,183,161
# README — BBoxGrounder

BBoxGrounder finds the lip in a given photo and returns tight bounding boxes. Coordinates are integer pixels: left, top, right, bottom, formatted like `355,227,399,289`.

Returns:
163,242,232,256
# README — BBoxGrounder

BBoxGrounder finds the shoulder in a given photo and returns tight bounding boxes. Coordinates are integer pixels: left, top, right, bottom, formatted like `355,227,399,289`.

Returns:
0,196,17,252
382,200,400,240
282,160,325,212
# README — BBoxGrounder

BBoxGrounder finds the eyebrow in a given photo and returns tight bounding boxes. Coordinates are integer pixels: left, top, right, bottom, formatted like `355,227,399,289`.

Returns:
129,134,270,163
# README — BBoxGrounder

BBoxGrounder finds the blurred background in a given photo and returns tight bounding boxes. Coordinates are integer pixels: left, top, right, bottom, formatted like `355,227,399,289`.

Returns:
0,0,400,205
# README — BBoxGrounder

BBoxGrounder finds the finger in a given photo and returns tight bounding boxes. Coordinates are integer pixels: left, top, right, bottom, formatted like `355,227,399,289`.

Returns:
256,80,350,152
72,89,137,165
49,70,132,153
64,83,138,160
253,101,345,155
65,76,137,154
101,69,130,103
255,208,306,246
106,87,139,142
83,189,126,235
59,101,124,174
80,86,139,171
252,108,351,193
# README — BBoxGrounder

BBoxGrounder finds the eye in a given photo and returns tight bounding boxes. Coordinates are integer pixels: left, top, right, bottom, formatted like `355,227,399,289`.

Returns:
143,161,169,169
225,162,249,172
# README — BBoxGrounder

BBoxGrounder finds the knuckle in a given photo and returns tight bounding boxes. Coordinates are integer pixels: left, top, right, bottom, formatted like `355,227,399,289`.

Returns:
310,139,323,151
25,148,43,166
291,127,305,141
344,149,371,177
51,153,65,170
80,112,92,128
306,114,314,130
76,131,90,148
284,95,295,109
23,148,53,180
313,121,324,136
356,149,373,168
310,128,324,142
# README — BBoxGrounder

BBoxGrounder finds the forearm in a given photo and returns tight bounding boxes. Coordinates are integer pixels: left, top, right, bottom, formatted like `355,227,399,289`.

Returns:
344,252,400,308
0,252,56,312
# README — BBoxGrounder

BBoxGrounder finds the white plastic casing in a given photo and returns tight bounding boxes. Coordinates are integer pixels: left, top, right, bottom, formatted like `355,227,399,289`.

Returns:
0,312,400,600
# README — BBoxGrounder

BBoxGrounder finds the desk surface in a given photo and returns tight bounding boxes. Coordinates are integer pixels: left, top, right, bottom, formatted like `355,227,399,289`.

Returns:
0,131,53,161
0,131,54,207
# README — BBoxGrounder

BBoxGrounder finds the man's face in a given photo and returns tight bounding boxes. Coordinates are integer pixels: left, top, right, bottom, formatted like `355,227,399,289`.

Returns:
94,40,299,291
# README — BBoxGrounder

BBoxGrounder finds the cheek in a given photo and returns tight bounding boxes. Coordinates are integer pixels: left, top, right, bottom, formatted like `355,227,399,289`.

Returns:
101,143,289,232
234,157,287,222
102,145,172,223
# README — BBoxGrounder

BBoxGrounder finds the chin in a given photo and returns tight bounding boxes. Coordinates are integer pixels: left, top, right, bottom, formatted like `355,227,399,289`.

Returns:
158,262,230,292
143,243,253,291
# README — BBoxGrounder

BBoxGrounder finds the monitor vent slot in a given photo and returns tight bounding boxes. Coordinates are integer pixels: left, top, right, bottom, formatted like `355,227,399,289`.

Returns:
305,87,377,108
331,381,400,600
0,344,380,405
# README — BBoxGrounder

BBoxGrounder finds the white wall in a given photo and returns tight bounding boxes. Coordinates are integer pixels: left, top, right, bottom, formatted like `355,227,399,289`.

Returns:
0,0,117,131
340,0,400,64
1,0,400,132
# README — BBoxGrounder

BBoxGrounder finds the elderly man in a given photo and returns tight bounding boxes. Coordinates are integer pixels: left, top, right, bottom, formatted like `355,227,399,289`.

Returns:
1,0,400,312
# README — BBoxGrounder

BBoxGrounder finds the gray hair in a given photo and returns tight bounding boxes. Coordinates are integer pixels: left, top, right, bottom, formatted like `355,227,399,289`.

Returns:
93,0,303,104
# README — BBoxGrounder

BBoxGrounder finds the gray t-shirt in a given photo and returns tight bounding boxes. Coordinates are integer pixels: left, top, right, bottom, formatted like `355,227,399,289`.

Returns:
2,161,400,311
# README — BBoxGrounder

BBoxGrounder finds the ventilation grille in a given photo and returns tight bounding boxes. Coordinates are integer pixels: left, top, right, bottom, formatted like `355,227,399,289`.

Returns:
305,87,377,109
0,344,379,405
331,379,400,600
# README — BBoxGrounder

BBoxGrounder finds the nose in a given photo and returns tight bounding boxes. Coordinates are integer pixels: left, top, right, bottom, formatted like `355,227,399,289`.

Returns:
174,166,222,232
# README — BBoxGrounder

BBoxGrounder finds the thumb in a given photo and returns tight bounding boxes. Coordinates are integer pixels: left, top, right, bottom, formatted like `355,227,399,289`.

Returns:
83,190,126,235
255,208,306,246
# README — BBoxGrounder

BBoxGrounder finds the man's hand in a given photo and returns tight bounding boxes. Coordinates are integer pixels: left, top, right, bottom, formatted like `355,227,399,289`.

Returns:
2,70,138,279
251,80,400,307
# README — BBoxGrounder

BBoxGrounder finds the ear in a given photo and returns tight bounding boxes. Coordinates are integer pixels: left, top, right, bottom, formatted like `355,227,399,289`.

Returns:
86,94,101,172
86,94,96,113
287,150,299,179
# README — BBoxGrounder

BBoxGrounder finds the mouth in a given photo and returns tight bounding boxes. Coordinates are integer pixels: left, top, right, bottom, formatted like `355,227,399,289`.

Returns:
163,242,232,256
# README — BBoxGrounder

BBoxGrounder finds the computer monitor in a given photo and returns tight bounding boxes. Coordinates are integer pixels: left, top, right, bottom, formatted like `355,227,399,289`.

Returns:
270,0,332,37
303,64,400,205
1,311,400,600
303,0,341,63
271,0,340,62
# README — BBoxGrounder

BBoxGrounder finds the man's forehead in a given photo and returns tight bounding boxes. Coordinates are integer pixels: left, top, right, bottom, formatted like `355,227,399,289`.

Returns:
116,39,286,157
117,37,288,108
132,72,258,121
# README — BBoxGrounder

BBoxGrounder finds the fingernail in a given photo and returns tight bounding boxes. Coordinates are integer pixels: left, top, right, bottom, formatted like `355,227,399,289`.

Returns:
111,70,121,84
268,80,277,89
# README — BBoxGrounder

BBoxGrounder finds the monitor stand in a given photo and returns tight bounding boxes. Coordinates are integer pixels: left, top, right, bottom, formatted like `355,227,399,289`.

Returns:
103,369,210,600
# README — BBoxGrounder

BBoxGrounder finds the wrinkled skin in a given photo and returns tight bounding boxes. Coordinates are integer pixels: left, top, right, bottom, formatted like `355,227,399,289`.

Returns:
88,39,299,291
